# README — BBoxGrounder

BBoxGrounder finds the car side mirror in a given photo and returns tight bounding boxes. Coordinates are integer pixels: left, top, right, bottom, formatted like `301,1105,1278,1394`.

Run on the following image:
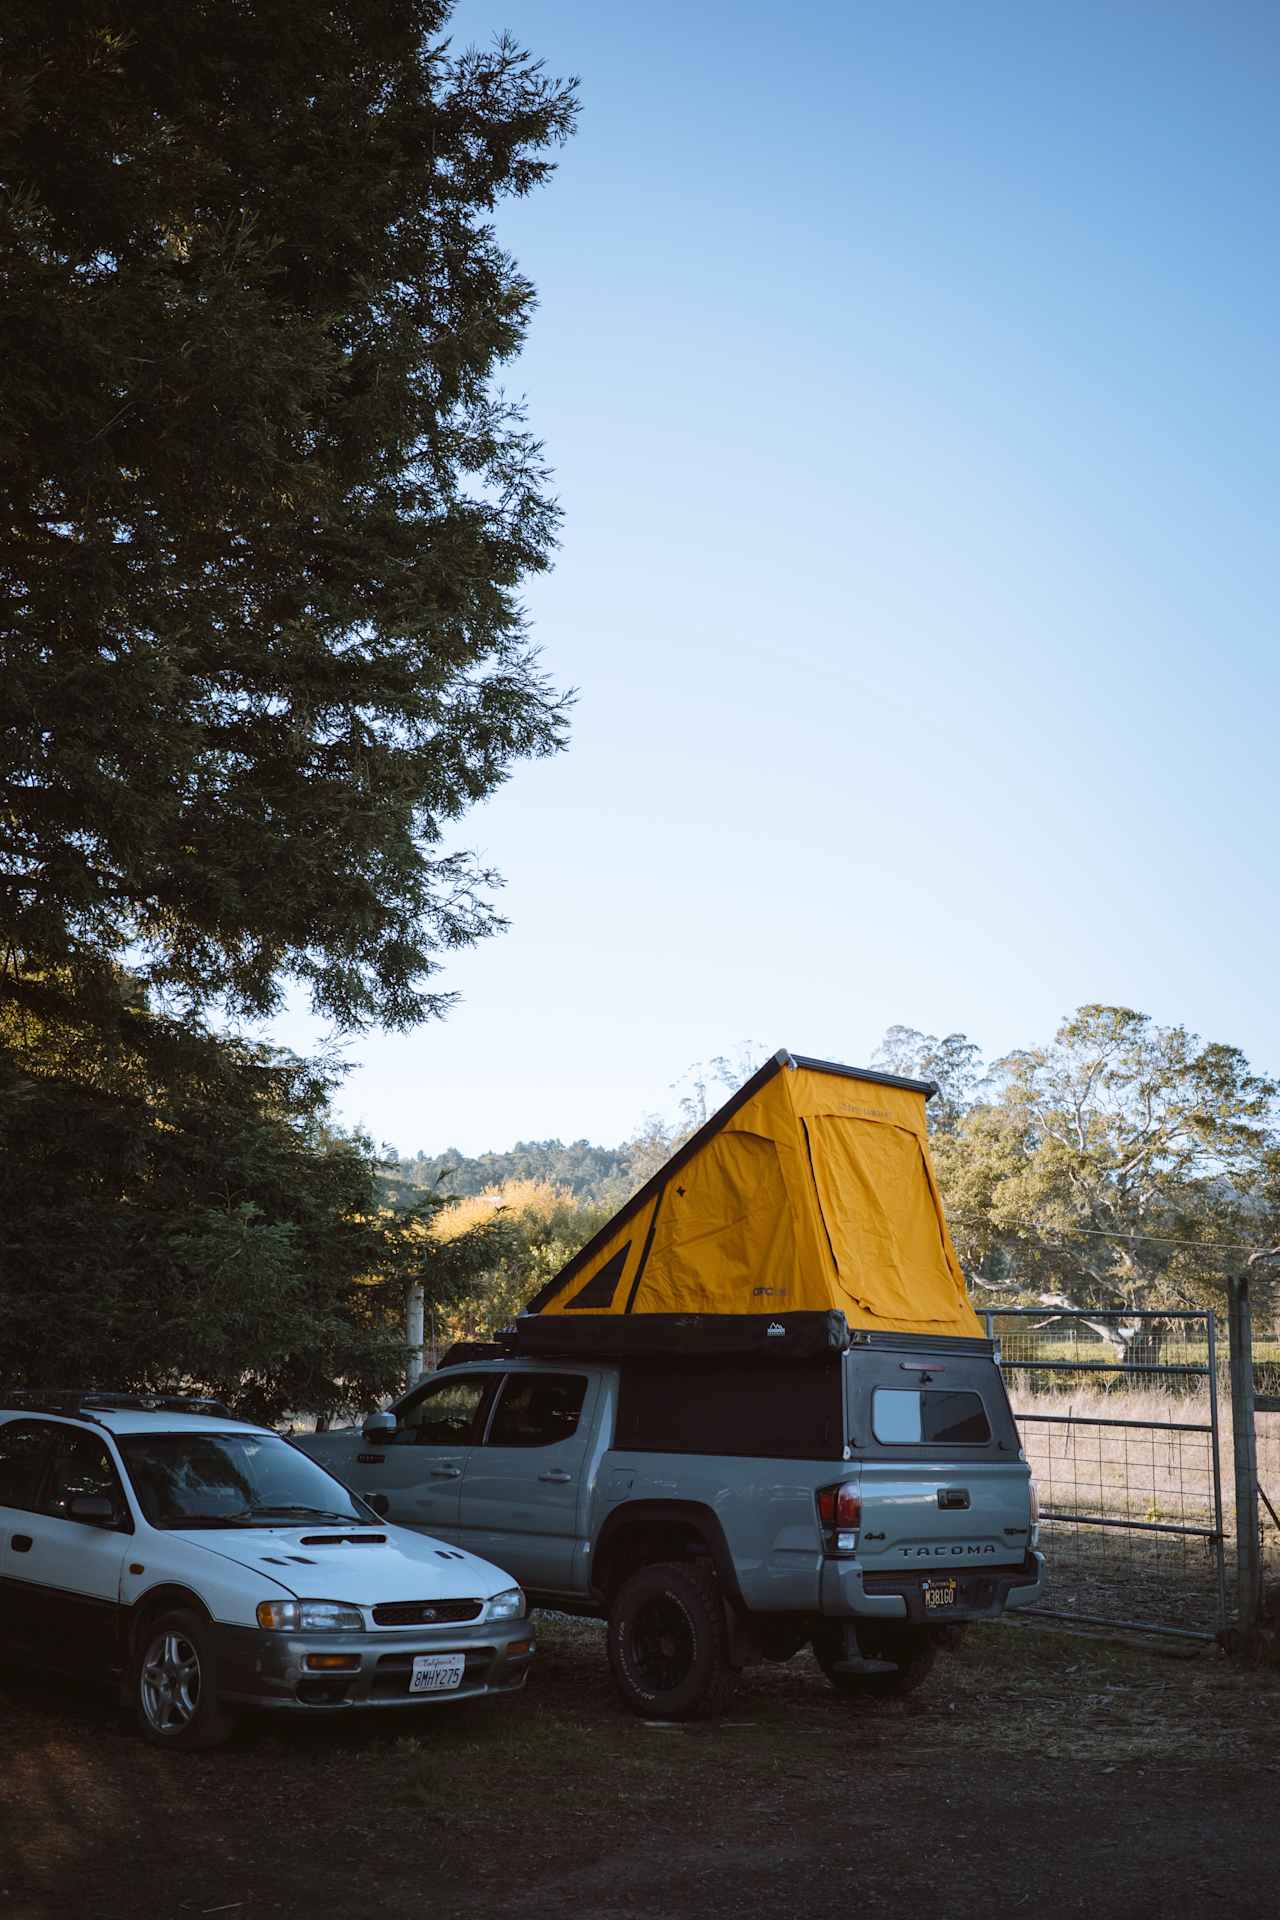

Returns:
363,1410,397,1440
68,1493,117,1526
365,1492,390,1517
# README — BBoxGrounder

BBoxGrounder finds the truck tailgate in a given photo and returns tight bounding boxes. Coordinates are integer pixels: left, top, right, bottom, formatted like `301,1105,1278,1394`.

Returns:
856,1458,1030,1574
844,1341,1032,1579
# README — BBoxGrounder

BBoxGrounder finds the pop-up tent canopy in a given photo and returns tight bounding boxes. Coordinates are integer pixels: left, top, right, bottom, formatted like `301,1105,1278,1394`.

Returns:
517,1050,982,1354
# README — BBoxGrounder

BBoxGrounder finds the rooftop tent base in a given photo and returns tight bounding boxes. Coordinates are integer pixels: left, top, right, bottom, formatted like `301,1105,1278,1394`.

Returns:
512,1310,851,1363
509,1313,998,1365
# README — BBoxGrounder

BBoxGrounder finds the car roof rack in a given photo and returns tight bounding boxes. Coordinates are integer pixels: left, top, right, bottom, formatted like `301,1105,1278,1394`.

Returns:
1,1390,245,1422
437,1337,514,1370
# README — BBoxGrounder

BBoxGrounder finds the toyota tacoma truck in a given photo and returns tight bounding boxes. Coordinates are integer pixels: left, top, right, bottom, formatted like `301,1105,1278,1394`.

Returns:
299,1051,1043,1717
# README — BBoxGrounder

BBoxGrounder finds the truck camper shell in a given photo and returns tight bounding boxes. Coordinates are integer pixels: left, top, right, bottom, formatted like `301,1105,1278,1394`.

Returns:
515,1049,983,1361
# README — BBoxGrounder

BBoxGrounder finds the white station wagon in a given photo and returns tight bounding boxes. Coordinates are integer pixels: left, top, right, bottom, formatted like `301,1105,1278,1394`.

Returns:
0,1393,535,1749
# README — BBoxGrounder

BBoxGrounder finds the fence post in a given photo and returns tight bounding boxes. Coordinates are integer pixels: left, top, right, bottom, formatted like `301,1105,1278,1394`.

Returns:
1227,1274,1262,1634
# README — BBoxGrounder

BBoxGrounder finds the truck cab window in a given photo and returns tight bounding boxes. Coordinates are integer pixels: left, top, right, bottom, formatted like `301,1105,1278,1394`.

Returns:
395,1375,488,1446
486,1375,587,1449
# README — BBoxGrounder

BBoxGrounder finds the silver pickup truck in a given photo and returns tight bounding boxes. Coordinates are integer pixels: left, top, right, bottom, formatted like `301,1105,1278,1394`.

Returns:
298,1326,1042,1719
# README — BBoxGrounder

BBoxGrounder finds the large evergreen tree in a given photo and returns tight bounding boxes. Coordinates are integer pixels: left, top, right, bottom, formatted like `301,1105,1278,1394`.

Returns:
0,2,576,1028
0,3,576,1397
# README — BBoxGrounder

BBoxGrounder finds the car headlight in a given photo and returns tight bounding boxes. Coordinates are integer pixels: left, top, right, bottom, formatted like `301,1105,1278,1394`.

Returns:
256,1599,365,1631
484,1587,527,1622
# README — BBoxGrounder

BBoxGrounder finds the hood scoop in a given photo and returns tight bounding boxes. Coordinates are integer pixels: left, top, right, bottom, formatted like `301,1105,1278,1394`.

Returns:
298,1533,387,1547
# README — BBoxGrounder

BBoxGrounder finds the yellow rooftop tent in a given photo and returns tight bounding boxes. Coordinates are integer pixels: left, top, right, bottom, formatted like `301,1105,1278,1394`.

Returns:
517,1050,982,1352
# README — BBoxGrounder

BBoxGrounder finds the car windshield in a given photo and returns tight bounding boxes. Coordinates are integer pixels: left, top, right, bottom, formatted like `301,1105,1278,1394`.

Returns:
115,1432,371,1529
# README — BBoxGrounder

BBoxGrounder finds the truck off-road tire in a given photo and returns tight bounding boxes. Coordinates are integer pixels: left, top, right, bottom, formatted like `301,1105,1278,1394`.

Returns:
813,1621,938,1700
133,1607,237,1751
607,1560,730,1720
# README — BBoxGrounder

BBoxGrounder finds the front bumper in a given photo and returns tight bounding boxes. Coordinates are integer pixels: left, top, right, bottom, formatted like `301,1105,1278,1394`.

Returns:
820,1550,1045,1623
211,1616,536,1712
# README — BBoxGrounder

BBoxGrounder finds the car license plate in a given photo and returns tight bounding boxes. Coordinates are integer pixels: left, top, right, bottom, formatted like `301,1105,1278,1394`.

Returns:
924,1578,957,1610
410,1653,466,1693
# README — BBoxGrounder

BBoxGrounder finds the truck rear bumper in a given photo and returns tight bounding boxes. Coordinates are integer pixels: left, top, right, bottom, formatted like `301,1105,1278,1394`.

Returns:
821,1551,1044,1622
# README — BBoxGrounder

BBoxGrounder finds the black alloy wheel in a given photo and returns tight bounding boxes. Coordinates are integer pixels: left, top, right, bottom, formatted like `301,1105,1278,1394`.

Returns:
607,1559,730,1721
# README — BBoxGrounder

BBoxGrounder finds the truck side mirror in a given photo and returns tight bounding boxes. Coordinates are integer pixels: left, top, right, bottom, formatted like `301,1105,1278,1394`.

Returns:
363,1410,397,1440
365,1492,390,1517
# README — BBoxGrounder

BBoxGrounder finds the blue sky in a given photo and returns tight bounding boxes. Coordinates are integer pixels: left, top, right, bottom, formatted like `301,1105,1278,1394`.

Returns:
270,1,1280,1156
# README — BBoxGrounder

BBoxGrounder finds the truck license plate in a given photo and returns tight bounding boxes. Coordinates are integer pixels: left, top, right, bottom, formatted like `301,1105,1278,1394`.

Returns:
924,1578,957,1610
410,1653,466,1693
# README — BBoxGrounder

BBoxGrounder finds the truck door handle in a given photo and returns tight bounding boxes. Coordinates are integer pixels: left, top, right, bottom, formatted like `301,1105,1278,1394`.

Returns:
539,1470,572,1484
938,1488,970,1510
11,1535,32,1552
430,1466,461,1479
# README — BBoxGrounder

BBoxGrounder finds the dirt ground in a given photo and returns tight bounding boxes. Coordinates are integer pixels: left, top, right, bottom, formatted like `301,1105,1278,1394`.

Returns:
2,1615,1279,1920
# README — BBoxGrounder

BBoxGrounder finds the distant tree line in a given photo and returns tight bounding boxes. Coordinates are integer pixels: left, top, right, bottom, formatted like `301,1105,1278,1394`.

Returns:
399,1140,636,1208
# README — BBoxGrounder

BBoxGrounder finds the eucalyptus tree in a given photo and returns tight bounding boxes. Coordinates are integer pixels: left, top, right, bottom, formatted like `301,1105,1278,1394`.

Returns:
932,1005,1280,1348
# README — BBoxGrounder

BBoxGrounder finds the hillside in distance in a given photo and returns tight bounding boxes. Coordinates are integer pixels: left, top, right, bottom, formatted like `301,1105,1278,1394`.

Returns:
395,1137,646,1209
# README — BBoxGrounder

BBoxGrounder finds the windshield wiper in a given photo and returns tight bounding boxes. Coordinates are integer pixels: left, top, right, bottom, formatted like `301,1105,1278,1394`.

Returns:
161,1513,255,1530
246,1505,363,1524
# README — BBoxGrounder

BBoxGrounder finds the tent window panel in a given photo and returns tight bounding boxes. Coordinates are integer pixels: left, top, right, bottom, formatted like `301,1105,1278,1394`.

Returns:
565,1242,631,1310
636,1132,797,1315
805,1115,955,1324
615,1363,841,1460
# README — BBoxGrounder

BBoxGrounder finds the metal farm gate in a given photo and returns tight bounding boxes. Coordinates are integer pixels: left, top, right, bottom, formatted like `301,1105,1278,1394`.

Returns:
982,1308,1228,1641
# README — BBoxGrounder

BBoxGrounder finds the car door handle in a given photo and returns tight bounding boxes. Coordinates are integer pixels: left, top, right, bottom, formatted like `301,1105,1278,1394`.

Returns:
430,1466,461,1479
11,1535,32,1552
539,1470,573,1484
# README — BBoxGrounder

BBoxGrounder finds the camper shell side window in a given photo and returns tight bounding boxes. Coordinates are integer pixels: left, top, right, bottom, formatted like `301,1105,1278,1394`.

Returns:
614,1360,842,1460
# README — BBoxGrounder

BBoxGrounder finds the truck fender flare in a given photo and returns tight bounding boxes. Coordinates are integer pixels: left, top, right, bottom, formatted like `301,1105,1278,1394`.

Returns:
592,1499,746,1611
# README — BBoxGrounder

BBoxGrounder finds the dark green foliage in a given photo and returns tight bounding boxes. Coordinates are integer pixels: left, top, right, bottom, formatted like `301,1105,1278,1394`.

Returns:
0,969,507,1419
0,2,576,1029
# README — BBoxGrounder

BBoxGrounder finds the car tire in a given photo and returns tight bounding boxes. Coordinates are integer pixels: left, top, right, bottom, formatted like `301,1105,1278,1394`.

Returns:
813,1621,938,1699
133,1607,237,1751
607,1560,730,1721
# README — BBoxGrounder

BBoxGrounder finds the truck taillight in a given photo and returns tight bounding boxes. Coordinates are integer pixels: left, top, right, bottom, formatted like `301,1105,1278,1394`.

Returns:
1028,1475,1040,1548
816,1482,860,1552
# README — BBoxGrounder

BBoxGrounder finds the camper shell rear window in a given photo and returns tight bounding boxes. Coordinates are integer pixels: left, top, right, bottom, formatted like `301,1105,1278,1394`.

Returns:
615,1360,842,1460
871,1387,991,1446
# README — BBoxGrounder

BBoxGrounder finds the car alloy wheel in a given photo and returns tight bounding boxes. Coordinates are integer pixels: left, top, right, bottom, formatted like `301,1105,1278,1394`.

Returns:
140,1625,202,1734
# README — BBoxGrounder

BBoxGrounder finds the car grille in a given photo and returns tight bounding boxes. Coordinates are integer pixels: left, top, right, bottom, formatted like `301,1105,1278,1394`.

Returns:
370,1598,483,1627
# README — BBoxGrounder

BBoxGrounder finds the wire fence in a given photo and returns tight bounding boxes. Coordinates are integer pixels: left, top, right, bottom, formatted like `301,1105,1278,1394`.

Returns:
982,1309,1228,1639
